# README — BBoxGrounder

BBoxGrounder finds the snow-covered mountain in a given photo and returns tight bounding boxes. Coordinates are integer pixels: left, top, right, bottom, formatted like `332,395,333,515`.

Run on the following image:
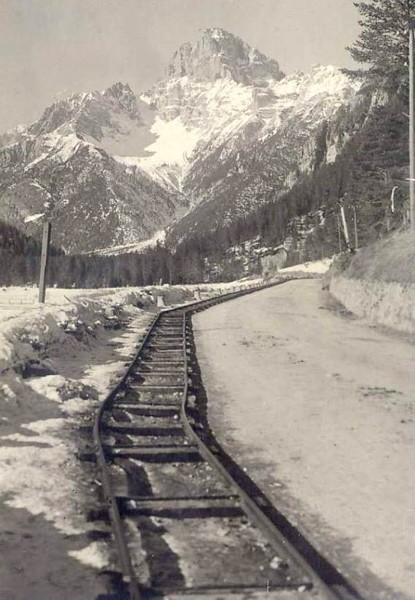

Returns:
0,28,364,253
0,83,188,252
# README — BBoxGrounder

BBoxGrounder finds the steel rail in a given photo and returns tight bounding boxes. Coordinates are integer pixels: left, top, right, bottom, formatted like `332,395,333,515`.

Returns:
93,313,160,600
93,278,348,600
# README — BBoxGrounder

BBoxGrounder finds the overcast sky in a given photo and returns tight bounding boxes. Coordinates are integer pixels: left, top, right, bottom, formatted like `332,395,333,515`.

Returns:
0,0,360,131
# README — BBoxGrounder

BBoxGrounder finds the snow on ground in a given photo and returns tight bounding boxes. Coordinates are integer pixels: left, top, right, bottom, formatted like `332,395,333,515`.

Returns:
0,286,150,369
0,325,149,531
68,541,110,570
0,284,163,585
85,229,166,257
0,415,90,535
278,257,333,274
0,280,255,536
193,280,415,600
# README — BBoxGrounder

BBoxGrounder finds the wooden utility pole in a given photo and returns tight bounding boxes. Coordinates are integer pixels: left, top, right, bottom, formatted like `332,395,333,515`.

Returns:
38,221,52,303
340,205,351,251
409,21,415,230
337,215,342,253
353,206,358,249
390,186,398,214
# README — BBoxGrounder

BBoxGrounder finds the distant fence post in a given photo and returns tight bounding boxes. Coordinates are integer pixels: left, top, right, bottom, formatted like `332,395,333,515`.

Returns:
337,215,342,253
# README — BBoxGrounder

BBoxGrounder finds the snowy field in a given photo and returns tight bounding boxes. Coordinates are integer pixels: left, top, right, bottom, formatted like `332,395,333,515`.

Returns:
0,282,243,354
0,271,310,362
0,285,163,596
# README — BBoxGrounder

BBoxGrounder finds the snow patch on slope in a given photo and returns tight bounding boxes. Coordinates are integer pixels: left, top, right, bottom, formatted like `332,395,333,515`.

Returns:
86,229,166,257
140,116,201,169
137,64,362,185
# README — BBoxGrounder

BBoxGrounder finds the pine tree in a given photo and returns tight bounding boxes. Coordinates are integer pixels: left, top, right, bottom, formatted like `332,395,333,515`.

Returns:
347,0,415,88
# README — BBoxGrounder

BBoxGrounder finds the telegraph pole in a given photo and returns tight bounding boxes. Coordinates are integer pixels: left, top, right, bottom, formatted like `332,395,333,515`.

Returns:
352,205,358,249
390,186,398,215
409,21,415,230
38,220,52,303
337,215,342,253
340,204,352,251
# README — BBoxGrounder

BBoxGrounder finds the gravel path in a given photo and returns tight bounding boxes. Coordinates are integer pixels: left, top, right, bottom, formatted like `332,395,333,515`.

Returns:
193,279,415,600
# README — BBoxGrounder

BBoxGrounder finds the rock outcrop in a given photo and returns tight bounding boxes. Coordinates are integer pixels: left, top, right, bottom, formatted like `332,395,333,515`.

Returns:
164,28,284,85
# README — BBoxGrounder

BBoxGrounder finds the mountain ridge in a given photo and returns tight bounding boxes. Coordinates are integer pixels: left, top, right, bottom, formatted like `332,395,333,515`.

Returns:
0,28,364,253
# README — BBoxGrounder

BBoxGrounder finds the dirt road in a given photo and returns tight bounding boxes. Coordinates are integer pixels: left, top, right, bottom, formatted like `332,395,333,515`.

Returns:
193,279,415,600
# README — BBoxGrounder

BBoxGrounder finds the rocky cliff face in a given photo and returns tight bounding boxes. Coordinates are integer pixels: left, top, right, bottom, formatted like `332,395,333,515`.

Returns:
159,60,364,243
164,28,284,85
0,28,364,254
142,30,362,226
27,83,143,138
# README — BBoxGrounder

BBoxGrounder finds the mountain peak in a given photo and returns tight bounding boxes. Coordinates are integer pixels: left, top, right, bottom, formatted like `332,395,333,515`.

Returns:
103,81,135,101
201,27,238,41
165,28,284,85
102,82,140,118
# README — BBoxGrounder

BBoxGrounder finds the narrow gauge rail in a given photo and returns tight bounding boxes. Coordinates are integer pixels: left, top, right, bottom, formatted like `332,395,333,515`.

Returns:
94,282,362,600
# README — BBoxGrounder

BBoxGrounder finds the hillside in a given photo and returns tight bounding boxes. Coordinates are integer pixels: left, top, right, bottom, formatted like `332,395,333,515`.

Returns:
165,89,409,278
332,230,415,285
329,230,415,335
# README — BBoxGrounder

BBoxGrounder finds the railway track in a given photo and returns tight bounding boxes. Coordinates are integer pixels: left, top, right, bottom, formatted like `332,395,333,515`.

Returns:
94,283,362,600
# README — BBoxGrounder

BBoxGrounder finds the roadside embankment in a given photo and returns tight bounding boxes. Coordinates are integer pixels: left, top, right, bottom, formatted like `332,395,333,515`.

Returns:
329,230,415,335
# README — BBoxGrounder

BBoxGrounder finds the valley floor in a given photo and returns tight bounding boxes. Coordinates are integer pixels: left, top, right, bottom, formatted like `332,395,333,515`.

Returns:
193,280,415,600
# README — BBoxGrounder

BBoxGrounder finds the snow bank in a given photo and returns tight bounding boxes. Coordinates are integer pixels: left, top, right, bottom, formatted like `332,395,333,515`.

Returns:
0,285,156,570
0,287,153,374
329,231,415,335
330,276,415,335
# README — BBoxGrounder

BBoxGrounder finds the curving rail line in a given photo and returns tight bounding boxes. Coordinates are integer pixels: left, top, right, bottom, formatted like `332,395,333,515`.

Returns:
93,281,363,600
